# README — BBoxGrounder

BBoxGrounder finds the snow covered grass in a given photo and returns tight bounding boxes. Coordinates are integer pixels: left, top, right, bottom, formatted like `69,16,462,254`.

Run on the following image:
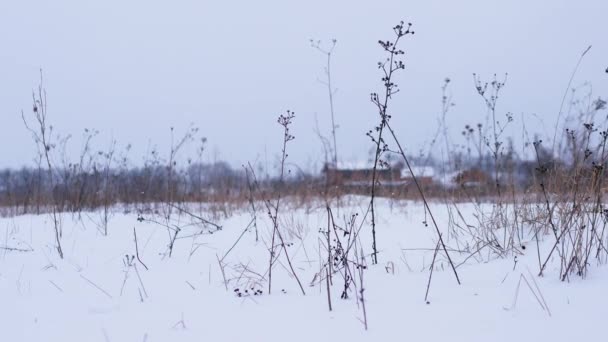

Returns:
1,197,607,341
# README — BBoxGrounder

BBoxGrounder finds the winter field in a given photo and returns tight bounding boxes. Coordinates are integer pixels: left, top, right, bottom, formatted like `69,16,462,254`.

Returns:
1,0,607,340
1,197,606,342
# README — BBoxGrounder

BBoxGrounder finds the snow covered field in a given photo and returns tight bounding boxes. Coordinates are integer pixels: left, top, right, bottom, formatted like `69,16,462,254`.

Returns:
1,197,606,341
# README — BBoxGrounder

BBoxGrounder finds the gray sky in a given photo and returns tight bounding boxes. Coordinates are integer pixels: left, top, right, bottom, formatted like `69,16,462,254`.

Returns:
1,0,607,171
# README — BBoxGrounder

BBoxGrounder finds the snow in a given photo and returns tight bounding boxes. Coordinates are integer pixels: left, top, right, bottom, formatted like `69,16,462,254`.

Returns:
330,161,375,170
1,198,606,341
401,165,438,179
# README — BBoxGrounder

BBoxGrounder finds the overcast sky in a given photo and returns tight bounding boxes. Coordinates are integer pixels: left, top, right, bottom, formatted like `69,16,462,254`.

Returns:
1,0,607,171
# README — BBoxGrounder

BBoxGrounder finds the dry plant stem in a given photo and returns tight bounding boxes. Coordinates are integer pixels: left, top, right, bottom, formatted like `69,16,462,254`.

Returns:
511,272,551,316
368,21,460,284
386,120,461,285
244,166,259,242
312,39,339,166
134,264,148,298
244,163,278,295
161,126,198,256
0,245,33,252
326,267,332,312
326,47,338,167
422,78,454,169
168,203,222,230
133,227,149,271
99,140,116,236
168,226,181,258
265,191,306,295
220,217,254,262
533,141,563,277
533,142,560,240
332,209,358,297
473,73,513,251
120,264,131,296
326,206,333,285
552,45,592,154
267,211,277,293
355,244,368,330
425,239,441,302
369,172,380,265
165,126,197,220
264,112,306,296
80,274,112,299
534,120,608,280
368,23,411,265
48,280,63,292
216,254,229,291
455,241,493,269
21,72,63,259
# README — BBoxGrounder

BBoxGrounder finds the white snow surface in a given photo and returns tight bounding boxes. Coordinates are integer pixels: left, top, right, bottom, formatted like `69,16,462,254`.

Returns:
0,197,606,341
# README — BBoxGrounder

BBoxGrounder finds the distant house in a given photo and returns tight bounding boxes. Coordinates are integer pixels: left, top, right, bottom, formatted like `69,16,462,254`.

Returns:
323,161,403,187
452,168,489,187
400,166,436,188
322,161,436,189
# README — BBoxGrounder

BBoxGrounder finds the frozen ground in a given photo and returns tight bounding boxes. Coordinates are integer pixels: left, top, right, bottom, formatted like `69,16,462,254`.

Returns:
1,197,606,341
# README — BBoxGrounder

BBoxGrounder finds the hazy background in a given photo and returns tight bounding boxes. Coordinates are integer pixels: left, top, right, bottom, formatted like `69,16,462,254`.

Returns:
1,0,607,171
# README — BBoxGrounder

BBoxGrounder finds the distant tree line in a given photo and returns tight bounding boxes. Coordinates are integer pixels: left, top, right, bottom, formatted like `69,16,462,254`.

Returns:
0,162,250,215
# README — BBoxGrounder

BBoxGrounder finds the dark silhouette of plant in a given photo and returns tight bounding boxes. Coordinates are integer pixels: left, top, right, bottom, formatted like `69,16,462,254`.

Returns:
311,38,339,167
368,21,461,287
260,110,306,296
367,21,413,264
21,71,63,259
